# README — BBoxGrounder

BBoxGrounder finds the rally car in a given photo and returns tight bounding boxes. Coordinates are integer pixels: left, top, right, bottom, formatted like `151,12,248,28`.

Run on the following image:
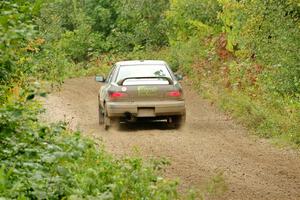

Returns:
96,60,186,130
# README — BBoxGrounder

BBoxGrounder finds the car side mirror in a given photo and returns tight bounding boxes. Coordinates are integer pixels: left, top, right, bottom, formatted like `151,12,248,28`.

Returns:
95,75,105,82
175,74,183,81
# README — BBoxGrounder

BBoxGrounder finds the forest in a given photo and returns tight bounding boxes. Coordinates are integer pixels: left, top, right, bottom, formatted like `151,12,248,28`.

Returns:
0,0,299,199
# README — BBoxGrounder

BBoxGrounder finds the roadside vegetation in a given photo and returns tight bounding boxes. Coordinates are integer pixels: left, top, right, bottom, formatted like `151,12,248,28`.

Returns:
0,0,177,199
165,0,300,147
0,0,299,198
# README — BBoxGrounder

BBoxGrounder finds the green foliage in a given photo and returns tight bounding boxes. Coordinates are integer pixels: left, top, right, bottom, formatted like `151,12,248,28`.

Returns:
205,172,227,197
0,99,178,199
167,0,221,42
0,1,180,198
219,0,300,95
37,0,169,56
171,35,300,147
218,90,300,145
107,0,169,51
164,0,300,146
84,0,118,36
37,1,108,62
1,3,300,200
30,44,73,84
0,0,35,96
217,0,245,52
59,23,105,62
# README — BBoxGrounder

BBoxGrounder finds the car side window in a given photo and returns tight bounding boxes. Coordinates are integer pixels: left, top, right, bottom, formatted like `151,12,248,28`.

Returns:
106,65,116,83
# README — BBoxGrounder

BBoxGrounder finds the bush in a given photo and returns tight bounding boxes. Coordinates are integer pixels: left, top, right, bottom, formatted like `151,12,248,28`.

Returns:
0,99,178,199
167,0,221,42
108,0,169,52
219,0,300,95
0,0,36,99
59,23,107,62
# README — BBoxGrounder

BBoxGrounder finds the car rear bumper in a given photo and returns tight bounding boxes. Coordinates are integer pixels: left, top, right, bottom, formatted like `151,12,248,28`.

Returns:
106,101,185,117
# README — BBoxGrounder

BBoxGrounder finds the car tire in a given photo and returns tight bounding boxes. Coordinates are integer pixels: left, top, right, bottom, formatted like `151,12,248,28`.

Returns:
103,107,110,130
176,115,185,129
168,115,185,129
98,106,104,124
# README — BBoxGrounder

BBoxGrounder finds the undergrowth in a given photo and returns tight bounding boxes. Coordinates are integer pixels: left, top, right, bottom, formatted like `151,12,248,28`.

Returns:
0,97,178,199
162,36,300,148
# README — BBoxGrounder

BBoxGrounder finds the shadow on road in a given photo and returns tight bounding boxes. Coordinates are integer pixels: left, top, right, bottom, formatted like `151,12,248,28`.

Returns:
117,120,171,132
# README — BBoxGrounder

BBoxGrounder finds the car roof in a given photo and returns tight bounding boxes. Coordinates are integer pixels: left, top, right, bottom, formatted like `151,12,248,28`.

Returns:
115,60,167,67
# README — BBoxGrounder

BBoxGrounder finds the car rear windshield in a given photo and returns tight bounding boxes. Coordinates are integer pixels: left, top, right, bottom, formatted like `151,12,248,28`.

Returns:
116,64,172,85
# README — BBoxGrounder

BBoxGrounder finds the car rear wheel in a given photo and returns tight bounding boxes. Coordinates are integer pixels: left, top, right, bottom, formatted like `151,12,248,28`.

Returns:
167,115,185,129
103,107,110,130
98,106,104,124
103,105,121,130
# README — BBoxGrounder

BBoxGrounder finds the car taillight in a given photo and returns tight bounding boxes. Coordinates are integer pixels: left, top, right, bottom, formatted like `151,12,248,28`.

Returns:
167,90,181,97
109,92,128,100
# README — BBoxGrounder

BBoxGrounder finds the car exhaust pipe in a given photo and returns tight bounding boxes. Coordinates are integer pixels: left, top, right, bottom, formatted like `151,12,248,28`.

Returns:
124,112,136,122
167,117,173,123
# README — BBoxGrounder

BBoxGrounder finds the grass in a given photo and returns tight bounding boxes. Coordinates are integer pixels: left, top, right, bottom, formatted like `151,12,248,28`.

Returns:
177,45,300,149
186,172,228,200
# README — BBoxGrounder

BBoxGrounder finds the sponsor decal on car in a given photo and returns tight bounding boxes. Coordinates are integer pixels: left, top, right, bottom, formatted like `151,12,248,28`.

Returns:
121,87,127,92
137,86,158,97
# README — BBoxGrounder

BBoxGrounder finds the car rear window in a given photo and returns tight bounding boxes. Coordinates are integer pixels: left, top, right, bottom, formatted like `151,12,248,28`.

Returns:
116,64,172,85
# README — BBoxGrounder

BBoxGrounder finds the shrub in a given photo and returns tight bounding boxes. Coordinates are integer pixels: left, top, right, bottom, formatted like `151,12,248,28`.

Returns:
0,99,178,199
108,0,169,52
167,0,221,42
219,0,300,95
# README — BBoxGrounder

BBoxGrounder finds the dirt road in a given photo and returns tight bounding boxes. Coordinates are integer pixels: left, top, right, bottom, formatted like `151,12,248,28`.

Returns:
43,77,300,200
